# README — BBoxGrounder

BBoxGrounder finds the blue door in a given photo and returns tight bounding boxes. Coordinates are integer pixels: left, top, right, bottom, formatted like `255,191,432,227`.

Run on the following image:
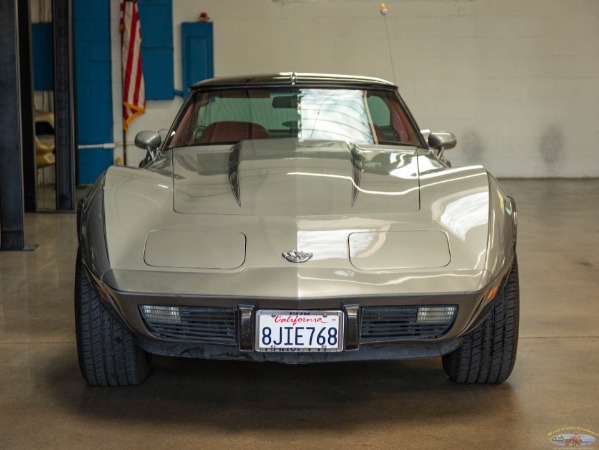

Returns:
181,22,214,94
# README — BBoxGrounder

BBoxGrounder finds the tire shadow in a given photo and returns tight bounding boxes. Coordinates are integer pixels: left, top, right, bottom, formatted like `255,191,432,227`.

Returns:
48,350,519,432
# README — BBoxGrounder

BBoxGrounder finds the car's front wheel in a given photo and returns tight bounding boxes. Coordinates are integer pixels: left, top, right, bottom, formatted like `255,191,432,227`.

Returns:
442,257,519,384
75,251,151,386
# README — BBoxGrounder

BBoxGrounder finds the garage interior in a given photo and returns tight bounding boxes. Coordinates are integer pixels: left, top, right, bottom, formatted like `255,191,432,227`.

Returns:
1,0,598,448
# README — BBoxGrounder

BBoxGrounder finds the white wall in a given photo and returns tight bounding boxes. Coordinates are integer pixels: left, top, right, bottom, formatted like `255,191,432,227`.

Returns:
115,0,599,177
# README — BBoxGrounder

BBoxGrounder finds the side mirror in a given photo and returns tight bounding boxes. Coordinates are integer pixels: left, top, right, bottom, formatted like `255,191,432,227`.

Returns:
420,129,431,142
134,131,162,161
428,131,457,151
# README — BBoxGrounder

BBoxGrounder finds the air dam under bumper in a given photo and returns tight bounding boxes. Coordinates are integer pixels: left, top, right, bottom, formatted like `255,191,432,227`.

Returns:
135,336,465,364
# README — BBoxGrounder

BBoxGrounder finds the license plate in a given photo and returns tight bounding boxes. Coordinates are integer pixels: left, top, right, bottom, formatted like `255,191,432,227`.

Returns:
256,310,344,352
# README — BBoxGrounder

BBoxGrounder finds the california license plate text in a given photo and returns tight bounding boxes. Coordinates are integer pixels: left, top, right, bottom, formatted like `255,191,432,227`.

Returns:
256,311,343,352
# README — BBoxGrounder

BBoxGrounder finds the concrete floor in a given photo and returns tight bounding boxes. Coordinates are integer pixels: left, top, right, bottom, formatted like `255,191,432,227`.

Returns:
1,179,598,449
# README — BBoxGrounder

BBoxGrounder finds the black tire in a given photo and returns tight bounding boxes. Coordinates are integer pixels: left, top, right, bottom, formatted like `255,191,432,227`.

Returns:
443,257,519,384
75,251,151,386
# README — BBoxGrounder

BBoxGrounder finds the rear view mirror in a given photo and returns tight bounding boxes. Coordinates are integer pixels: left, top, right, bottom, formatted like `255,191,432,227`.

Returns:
272,95,298,109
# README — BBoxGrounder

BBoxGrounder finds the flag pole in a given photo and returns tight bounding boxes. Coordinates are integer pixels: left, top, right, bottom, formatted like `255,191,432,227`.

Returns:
123,129,127,166
121,0,146,167
120,0,126,166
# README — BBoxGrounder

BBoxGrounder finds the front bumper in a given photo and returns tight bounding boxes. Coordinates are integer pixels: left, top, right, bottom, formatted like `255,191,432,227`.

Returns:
91,270,499,363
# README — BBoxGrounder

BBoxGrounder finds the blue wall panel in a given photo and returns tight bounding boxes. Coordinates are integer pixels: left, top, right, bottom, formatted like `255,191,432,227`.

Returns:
138,0,174,100
74,0,113,184
182,22,214,93
78,149,114,183
73,0,174,183
31,23,54,91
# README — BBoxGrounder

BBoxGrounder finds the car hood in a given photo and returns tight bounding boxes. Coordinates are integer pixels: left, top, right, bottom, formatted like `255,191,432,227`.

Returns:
172,139,421,216
98,140,499,297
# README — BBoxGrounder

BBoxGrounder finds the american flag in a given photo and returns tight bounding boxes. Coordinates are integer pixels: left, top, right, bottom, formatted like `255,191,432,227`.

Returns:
120,0,145,131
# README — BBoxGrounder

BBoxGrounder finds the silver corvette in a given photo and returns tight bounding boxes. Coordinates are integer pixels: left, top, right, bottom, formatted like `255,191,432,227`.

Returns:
76,73,519,386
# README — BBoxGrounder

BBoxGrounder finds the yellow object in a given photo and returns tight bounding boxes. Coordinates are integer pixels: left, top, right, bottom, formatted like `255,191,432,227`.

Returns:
34,110,56,168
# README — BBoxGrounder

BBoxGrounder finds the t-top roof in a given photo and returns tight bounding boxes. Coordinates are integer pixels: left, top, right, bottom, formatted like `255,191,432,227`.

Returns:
191,72,397,90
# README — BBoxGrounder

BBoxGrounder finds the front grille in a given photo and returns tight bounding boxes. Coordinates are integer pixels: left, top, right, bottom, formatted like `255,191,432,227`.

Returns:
360,306,457,343
140,305,237,344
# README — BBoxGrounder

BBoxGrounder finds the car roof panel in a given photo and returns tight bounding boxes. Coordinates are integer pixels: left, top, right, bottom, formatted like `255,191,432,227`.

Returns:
191,72,397,91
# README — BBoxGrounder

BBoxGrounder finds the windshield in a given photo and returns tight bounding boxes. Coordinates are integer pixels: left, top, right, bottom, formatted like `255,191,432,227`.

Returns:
166,88,422,148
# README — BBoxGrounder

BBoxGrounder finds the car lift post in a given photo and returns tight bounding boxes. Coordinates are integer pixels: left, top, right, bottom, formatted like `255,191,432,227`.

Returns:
0,0,28,250
53,0,77,211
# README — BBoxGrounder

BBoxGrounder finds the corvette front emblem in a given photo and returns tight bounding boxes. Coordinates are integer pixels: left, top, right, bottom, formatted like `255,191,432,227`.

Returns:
282,250,313,263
